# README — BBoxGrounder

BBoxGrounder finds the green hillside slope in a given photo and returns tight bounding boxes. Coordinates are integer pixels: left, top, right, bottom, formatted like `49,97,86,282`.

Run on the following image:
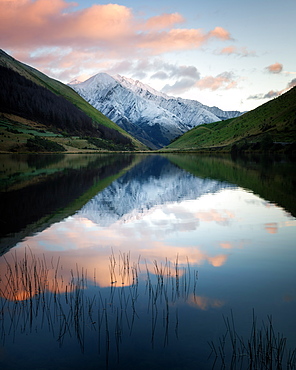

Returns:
0,49,146,152
165,86,296,153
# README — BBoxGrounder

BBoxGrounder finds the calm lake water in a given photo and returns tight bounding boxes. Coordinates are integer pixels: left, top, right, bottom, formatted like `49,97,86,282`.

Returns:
0,153,295,369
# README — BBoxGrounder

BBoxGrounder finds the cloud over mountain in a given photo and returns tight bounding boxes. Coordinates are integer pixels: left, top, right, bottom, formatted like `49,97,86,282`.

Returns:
1,0,294,112
0,0,230,55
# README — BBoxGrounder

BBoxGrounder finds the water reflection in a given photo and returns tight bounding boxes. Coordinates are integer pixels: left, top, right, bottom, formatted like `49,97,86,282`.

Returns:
167,153,296,217
0,250,207,368
78,155,235,226
0,154,295,369
8,186,293,289
0,153,137,254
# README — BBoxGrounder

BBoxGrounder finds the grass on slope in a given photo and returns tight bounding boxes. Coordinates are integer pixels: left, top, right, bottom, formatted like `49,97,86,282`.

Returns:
165,86,296,152
0,50,145,150
0,115,135,153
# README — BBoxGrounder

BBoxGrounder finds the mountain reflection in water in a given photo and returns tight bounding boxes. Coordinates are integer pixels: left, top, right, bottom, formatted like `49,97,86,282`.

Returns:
0,154,295,370
78,155,235,226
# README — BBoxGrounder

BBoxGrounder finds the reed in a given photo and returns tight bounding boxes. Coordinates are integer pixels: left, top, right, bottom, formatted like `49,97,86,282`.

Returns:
209,310,296,369
0,250,201,366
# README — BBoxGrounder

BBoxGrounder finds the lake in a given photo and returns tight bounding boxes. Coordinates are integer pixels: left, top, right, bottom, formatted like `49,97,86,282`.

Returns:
0,153,295,369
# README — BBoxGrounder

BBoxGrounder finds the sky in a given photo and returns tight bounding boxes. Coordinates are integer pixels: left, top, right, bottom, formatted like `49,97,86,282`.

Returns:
0,0,295,111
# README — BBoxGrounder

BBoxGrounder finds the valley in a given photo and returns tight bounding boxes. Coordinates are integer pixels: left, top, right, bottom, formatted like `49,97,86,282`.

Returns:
0,49,295,155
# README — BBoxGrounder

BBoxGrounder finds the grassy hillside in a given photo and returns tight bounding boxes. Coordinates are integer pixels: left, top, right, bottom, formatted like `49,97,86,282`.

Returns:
0,49,146,152
164,86,296,153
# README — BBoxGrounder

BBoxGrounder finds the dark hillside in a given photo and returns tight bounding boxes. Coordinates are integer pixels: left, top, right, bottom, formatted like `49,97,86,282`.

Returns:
0,66,134,149
0,66,97,136
0,49,147,151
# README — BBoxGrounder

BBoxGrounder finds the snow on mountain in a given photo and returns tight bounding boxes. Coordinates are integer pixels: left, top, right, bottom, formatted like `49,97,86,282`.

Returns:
70,73,243,149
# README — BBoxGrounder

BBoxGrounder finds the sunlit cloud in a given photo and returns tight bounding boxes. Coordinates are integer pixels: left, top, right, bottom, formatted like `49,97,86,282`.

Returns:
144,12,185,30
137,27,231,54
0,0,232,82
0,1,134,48
218,45,256,57
266,62,283,74
195,72,238,91
208,26,231,40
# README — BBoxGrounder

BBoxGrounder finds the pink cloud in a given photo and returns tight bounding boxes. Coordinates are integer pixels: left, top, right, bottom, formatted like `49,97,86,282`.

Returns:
196,72,238,91
219,45,256,57
0,0,231,54
68,4,134,43
144,12,185,30
266,62,283,74
138,27,231,54
0,1,134,49
0,0,71,47
208,26,231,40
220,46,237,54
0,0,233,83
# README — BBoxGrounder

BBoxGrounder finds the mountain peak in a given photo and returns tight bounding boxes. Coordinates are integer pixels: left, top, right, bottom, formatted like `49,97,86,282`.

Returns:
70,72,243,149
71,72,116,89
112,74,169,99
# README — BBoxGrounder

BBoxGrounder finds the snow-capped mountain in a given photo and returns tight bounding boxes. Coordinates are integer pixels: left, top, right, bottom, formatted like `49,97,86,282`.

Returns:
70,73,243,149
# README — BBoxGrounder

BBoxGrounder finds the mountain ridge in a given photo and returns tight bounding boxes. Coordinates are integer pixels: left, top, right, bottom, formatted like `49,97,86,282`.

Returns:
70,73,243,149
